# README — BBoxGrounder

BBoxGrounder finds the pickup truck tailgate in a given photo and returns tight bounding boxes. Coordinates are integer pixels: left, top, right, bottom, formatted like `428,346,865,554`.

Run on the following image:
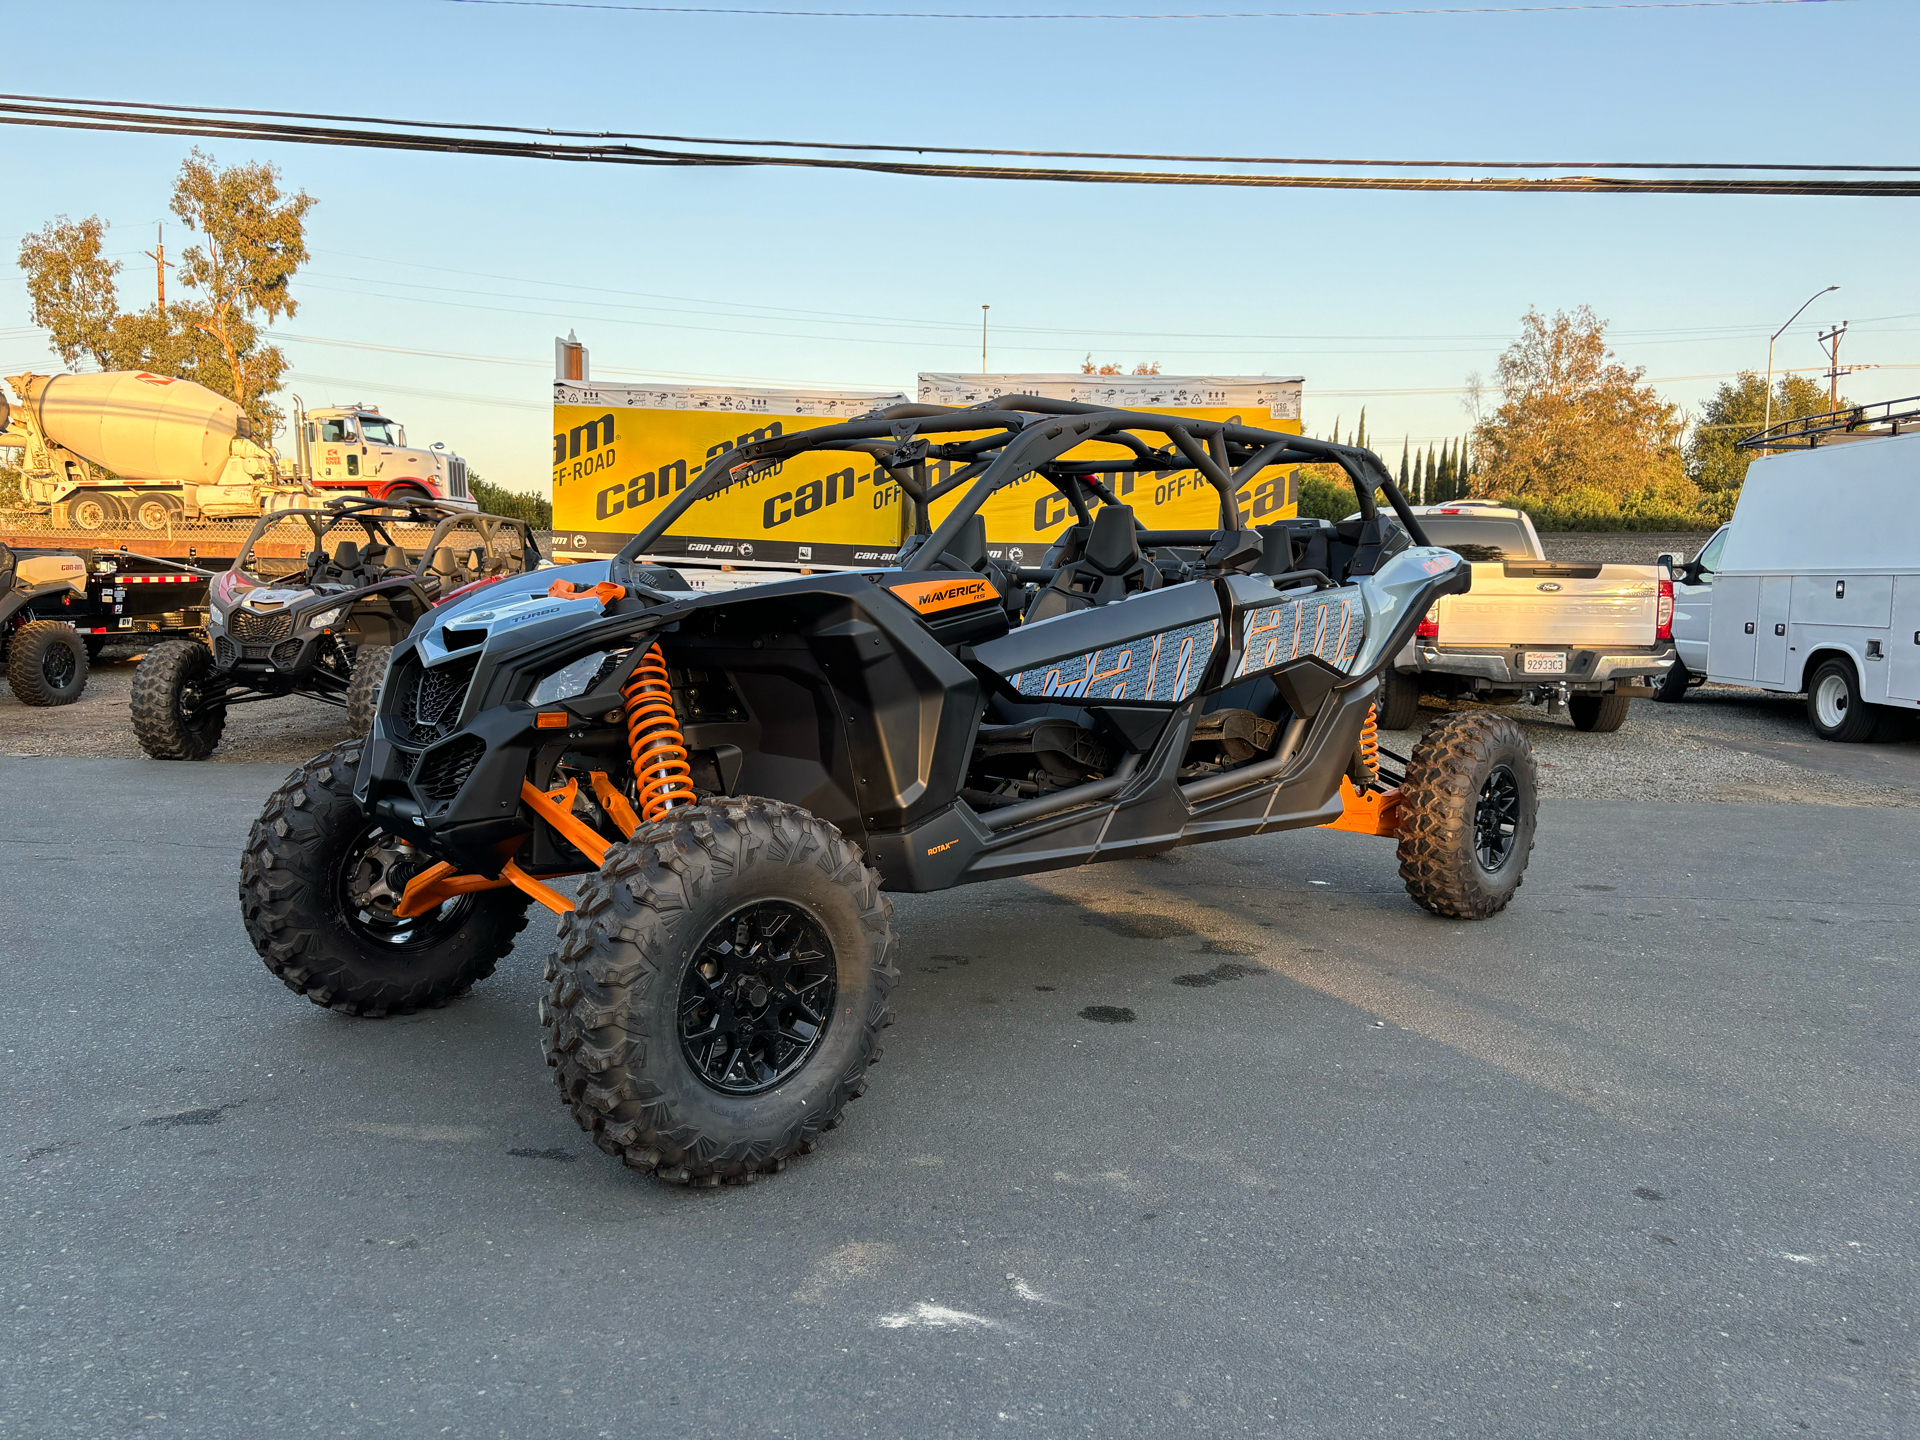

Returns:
1439,562,1658,646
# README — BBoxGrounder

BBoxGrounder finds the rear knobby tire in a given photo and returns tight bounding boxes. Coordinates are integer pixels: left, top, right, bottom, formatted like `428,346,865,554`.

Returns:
1396,711,1538,919
346,644,392,736
1377,667,1423,731
6,620,88,706
130,638,227,759
1568,689,1632,733
239,741,530,1016
543,797,898,1187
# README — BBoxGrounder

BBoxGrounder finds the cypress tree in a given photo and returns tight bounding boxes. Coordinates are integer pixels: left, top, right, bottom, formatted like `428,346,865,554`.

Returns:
1398,437,1410,491
1457,437,1471,497
1356,407,1368,452
1425,445,1437,500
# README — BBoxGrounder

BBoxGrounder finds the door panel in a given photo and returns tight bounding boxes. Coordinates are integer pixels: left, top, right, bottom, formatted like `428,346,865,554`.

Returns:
971,580,1221,704
1754,576,1792,685
1890,575,1920,704
1708,575,1761,681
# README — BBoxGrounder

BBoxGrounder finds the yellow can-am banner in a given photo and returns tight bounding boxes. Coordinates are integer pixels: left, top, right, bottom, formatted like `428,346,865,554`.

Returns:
551,375,1306,569
918,374,1304,565
551,383,910,566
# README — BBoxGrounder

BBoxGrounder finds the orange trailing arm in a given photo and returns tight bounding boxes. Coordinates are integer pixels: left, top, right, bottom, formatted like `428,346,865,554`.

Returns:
1321,778,1404,838
519,777,614,867
395,857,582,918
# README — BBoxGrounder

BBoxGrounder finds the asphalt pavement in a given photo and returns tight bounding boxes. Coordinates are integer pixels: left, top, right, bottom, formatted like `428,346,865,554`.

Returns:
2,759,1915,1439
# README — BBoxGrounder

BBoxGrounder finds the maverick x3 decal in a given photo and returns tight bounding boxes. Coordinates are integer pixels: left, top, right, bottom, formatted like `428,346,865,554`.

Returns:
1004,618,1219,702
1234,587,1366,678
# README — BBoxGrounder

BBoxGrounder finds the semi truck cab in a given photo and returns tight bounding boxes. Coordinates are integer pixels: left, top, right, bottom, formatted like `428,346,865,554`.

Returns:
303,405,475,510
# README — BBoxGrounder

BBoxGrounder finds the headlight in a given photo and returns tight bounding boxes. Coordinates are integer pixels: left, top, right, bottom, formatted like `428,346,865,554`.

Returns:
529,650,611,705
306,606,345,630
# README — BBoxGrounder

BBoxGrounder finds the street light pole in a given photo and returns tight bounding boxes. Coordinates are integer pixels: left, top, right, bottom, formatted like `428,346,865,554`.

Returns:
1763,285,1838,445
981,305,989,376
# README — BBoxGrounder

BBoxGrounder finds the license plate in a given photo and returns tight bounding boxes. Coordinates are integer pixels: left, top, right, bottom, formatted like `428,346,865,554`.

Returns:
1522,651,1567,674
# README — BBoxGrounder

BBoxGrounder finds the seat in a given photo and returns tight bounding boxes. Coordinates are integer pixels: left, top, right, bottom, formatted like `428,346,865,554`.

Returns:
1258,519,1336,580
428,546,466,591
1024,504,1159,623
321,540,370,585
377,545,411,575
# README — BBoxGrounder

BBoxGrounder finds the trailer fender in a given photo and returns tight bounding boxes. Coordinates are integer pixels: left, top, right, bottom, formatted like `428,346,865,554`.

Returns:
0,582,85,630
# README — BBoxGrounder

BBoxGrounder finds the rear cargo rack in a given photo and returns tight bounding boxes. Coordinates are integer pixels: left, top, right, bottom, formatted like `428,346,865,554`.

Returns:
1737,396,1920,450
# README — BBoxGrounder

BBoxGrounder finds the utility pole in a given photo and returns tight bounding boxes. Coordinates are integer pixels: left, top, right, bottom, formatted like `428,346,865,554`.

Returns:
143,222,174,311
981,305,989,376
1816,321,1849,407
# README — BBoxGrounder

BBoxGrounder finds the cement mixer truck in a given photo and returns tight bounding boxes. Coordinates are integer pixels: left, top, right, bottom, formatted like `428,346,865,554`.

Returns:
0,370,473,532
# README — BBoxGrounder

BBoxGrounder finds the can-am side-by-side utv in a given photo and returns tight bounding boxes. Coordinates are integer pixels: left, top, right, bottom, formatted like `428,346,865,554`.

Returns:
132,498,542,758
240,398,1539,1186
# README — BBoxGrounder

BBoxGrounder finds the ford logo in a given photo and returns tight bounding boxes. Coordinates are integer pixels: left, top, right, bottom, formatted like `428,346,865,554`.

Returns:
1538,581,1562,592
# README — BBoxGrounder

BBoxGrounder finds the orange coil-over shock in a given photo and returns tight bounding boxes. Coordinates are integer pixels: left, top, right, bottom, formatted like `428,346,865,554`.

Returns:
1359,704,1380,778
623,643,697,823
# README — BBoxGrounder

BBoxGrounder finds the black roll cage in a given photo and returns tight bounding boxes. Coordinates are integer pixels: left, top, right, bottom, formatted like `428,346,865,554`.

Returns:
613,395,1430,585
230,496,537,583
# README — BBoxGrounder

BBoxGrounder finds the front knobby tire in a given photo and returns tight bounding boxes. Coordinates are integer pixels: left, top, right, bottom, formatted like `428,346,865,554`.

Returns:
6,620,88,706
542,797,898,1187
345,644,391,736
1396,711,1539,919
239,741,530,1016
130,638,227,759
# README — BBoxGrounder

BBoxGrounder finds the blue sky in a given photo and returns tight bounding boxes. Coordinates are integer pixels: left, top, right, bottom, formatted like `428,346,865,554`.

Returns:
3,0,1915,492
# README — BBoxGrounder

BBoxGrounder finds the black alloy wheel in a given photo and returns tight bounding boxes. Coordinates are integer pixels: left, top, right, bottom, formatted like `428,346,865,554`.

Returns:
333,822,473,950
678,901,838,1095
40,639,78,692
1473,764,1521,871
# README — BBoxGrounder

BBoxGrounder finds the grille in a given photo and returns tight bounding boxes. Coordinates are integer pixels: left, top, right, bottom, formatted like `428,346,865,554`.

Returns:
230,608,294,643
387,653,477,747
447,457,468,498
213,635,236,666
414,735,485,801
270,639,305,669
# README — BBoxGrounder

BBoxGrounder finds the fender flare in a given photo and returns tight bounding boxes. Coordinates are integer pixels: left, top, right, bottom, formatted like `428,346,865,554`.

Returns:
0,583,84,630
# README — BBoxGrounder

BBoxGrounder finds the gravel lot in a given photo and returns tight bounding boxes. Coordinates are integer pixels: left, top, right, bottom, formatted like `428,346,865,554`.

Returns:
4,641,1914,806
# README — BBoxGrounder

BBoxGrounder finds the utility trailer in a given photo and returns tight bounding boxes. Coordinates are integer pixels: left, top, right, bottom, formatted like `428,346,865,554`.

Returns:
0,540,211,705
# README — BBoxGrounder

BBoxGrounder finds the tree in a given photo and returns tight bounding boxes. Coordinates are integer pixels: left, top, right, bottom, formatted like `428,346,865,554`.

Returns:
1471,306,1690,503
170,149,314,437
1080,355,1161,375
1687,372,1840,496
16,152,313,441
17,217,120,367
18,216,230,393
470,473,552,530
1398,437,1410,490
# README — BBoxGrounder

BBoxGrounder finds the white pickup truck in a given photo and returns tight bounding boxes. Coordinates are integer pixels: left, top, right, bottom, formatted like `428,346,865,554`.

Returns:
1375,502,1676,733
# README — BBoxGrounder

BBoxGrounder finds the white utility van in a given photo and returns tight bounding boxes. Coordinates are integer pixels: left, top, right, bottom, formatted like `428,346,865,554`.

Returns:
1658,400,1918,741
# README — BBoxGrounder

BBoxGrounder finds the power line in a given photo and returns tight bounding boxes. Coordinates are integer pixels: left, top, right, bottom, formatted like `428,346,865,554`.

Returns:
8,91,1909,174
440,0,1853,19
0,97,1909,196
